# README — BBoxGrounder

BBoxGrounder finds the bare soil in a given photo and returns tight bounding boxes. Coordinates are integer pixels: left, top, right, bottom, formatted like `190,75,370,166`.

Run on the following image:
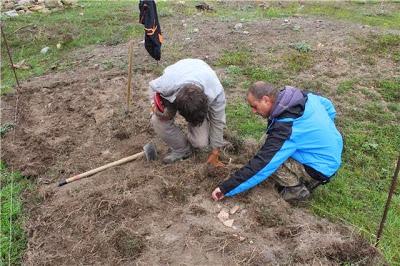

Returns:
1,10,392,265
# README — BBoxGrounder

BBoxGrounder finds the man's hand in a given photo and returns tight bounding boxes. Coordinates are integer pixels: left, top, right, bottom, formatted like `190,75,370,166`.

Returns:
212,187,225,201
207,148,225,167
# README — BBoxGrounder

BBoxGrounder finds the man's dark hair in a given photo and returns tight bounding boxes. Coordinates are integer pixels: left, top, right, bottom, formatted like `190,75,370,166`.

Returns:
175,84,208,127
248,81,279,100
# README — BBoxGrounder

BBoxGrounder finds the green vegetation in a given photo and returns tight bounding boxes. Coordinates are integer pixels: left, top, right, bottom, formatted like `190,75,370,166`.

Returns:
0,163,29,265
1,1,141,91
337,80,356,94
226,102,265,140
354,33,400,62
376,78,400,102
290,42,312,53
283,51,314,73
206,1,400,29
216,50,251,66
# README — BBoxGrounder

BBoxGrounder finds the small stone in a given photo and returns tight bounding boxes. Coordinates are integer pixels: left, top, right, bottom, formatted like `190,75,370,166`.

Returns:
56,43,61,49
234,23,243,30
29,5,44,11
223,219,234,227
230,205,240,215
183,23,187,27
243,31,249,34
5,10,19,17
44,0,62,9
79,12,83,16
217,209,229,222
239,236,245,241
193,28,199,33
40,47,50,54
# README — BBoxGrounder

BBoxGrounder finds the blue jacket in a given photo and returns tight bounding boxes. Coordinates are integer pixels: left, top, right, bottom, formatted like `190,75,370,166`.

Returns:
219,86,343,197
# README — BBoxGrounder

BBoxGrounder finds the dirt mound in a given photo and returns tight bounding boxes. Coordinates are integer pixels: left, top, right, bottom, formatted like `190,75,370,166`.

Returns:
1,17,387,265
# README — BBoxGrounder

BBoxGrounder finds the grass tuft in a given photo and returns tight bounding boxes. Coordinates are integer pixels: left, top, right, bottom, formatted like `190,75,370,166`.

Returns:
283,51,314,73
216,50,251,66
0,163,29,265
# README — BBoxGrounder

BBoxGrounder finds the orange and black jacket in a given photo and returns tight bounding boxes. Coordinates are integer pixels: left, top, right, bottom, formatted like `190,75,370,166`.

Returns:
139,0,163,60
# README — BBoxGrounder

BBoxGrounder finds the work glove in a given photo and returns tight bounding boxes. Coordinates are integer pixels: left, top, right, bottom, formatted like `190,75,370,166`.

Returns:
206,148,225,168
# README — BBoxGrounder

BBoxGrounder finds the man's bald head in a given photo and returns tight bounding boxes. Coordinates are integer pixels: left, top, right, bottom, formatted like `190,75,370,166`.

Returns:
248,81,279,100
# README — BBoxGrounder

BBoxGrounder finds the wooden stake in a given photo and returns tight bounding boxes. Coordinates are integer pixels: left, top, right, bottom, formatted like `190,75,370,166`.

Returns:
126,40,134,109
1,24,21,90
375,154,400,247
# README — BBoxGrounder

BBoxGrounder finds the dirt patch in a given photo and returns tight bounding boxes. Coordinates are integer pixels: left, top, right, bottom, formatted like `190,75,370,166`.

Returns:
1,10,390,265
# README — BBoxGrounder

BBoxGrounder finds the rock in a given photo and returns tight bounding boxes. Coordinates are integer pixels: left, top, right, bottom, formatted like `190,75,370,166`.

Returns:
39,7,50,13
40,47,50,54
230,205,240,215
195,2,212,11
217,209,229,222
13,59,31,70
56,43,61,49
243,31,249,34
193,28,199,33
17,0,33,5
234,23,243,30
61,0,77,5
44,0,62,9
29,5,44,11
15,5,28,11
4,10,19,17
223,219,234,227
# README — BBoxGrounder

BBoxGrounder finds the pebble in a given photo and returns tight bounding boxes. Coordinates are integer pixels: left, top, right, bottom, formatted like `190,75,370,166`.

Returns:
234,23,243,30
40,47,50,54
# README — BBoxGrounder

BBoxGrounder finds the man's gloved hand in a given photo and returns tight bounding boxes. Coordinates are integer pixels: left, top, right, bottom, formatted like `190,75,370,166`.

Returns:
207,148,225,167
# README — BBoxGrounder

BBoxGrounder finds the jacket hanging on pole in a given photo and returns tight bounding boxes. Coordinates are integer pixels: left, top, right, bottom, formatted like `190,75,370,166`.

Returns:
139,0,163,61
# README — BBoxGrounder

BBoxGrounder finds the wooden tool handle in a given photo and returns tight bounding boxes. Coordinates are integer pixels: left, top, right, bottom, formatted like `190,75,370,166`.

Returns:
58,151,145,186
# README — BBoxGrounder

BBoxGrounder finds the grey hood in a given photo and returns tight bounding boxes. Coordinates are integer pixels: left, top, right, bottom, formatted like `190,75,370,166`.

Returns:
270,86,306,119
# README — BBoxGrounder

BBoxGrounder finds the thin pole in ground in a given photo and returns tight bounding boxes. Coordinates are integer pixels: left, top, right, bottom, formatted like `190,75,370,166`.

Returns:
126,40,134,110
375,154,400,247
1,23,21,90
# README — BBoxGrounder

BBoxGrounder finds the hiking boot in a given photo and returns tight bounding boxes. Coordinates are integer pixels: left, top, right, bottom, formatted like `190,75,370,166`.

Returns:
279,183,310,203
162,148,192,164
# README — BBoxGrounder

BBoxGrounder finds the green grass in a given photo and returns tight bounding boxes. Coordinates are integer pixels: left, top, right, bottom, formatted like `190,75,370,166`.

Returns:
354,33,400,62
376,78,400,102
0,163,29,265
205,1,400,29
216,50,251,66
1,0,142,91
226,102,265,140
337,80,356,94
283,51,314,73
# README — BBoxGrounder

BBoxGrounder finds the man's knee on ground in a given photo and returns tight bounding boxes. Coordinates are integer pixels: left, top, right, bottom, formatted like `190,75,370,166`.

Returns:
190,136,208,149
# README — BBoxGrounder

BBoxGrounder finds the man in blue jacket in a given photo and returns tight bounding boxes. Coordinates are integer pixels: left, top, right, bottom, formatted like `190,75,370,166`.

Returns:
212,81,343,203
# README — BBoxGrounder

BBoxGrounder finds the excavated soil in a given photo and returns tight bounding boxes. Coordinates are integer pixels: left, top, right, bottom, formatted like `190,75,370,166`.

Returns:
2,5,393,265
